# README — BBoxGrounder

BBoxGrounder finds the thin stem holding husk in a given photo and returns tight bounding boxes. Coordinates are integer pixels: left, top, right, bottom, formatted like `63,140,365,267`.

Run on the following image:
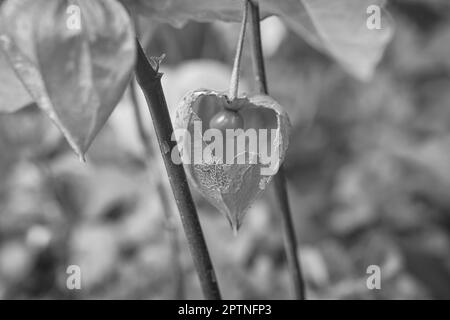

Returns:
229,0,249,100
134,39,221,300
248,0,306,300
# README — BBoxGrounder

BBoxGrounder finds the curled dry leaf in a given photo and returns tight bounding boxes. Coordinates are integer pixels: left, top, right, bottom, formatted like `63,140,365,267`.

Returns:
174,89,290,231
0,0,136,159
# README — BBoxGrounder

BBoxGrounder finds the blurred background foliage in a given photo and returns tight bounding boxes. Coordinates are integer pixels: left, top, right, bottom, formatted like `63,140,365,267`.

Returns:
1,0,450,299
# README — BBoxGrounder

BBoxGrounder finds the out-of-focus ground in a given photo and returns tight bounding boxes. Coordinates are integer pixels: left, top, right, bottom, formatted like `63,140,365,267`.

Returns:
1,0,450,299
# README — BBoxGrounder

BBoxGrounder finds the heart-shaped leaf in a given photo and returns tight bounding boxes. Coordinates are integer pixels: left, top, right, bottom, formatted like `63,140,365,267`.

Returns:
174,89,290,230
0,0,136,159
123,0,393,80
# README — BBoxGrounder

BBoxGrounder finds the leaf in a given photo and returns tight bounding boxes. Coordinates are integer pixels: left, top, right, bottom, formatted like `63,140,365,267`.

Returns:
120,0,271,27
0,0,136,159
0,1,51,115
269,0,393,80
124,0,393,80
0,17,34,113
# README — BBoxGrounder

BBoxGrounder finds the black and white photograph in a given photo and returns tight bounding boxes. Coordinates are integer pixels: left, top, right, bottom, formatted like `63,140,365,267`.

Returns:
0,0,449,306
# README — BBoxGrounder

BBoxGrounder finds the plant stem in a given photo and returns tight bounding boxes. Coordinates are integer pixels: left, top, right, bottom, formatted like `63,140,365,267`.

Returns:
248,0,306,300
134,39,221,300
229,0,249,100
129,79,154,159
273,166,306,300
129,79,185,299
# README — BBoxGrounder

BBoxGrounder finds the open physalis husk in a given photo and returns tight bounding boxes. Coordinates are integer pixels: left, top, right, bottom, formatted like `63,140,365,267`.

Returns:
174,89,290,231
